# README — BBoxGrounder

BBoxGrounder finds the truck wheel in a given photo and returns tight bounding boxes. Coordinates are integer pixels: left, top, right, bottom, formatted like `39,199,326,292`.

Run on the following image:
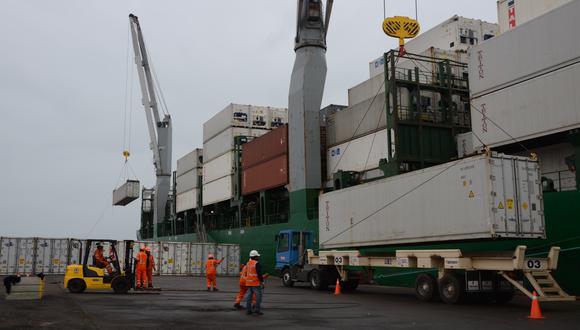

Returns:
282,269,294,287
309,270,328,290
340,280,359,292
438,273,465,304
415,273,439,302
68,279,86,293
112,276,130,294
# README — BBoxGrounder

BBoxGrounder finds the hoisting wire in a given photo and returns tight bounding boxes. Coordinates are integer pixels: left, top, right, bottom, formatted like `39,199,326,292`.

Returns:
414,0,418,20
144,40,170,116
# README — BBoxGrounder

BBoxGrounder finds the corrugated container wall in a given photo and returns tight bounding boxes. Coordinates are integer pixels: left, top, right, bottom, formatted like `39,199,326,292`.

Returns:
176,149,203,176
34,238,69,274
469,0,580,98
203,127,269,162
176,189,198,213
242,125,288,169
242,155,288,195
0,237,35,274
497,0,573,34
319,153,545,249
203,175,233,206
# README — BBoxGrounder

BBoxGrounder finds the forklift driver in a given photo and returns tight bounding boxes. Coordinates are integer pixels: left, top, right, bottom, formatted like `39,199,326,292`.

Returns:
94,244,114,275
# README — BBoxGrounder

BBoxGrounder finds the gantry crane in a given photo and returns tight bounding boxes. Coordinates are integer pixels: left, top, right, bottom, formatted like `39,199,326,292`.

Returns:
129,14,172,240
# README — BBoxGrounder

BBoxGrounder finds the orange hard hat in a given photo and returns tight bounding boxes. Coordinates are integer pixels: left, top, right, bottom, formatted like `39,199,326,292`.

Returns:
145,247,151,252
208,253,214,259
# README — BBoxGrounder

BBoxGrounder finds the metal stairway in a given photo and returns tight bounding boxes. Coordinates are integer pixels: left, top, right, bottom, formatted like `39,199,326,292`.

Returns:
501,270,576,302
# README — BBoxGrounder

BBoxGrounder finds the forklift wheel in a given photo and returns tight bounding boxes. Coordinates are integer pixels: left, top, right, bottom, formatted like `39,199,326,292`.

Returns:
112,276,130,294
68,279,86,293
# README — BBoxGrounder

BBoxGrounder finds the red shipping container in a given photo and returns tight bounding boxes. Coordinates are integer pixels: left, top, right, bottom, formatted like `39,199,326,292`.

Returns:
242,155,288,195
242,124,287,169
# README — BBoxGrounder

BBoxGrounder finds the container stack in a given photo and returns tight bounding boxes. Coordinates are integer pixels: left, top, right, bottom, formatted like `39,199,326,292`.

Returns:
242,125,289,195
469,0,580,150
176,149,203,213
202,104,287,206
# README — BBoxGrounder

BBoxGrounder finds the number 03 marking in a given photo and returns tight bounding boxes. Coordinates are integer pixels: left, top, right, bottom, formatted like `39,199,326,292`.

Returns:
526,259,542,269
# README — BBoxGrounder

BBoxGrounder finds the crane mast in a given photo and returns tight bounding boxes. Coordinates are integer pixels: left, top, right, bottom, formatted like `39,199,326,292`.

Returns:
129,14,172,240
288,0,333,221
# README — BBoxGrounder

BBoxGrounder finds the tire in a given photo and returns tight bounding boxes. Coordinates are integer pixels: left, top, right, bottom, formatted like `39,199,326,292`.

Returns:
340,280,359,292
112,276,130,294
415,273,439,302
68,279,86,294
282,268,294,287
493,290,515,304
438,273,466,305
309,269,328,291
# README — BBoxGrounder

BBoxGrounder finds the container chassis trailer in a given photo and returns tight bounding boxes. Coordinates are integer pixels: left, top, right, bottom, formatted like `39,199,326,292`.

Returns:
278,232,575,304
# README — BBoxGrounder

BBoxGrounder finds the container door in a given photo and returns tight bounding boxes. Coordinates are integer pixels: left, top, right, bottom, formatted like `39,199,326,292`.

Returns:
490,157,519,236
515,159,545,236
17,238,35,274
35,238,52,274
0,238,18,275
189,243,203,275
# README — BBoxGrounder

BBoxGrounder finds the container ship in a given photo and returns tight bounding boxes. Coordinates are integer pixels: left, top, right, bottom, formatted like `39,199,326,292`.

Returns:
135,0,580,295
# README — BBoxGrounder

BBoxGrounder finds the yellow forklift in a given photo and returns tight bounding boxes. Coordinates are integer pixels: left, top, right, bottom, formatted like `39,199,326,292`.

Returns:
64,239,135,294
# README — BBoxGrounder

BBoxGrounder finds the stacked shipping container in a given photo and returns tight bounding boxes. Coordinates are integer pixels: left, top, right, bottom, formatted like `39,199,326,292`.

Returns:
176,149,203,213
241,125,289,195
202,104,288,206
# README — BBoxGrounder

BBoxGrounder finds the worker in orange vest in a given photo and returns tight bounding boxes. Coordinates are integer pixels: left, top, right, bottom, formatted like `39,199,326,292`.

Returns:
234,263,269,310
205,254,224,291
145,247,156,288
244,250,264,315
94,244,113,275
135,246,148,289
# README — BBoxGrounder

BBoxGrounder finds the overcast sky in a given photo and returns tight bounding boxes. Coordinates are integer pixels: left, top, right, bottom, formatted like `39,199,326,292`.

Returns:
1,1,497,240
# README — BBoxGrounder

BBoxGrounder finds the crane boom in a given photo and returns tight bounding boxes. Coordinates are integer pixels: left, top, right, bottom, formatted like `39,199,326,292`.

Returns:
129,14,172,239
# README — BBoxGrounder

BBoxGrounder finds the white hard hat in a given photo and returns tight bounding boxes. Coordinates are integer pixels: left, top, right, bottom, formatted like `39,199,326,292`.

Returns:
249,250,260,257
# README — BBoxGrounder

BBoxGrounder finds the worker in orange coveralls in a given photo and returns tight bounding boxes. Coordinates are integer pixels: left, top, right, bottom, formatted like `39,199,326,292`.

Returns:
234,264,270,310
135,246,148,289
94,244,113,275
145,247,156,288
205,254,224,291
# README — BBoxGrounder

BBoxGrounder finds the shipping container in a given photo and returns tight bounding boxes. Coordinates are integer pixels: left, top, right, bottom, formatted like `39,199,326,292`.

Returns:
516,143,577,191
189,243,240,276
326,129,388,180
369,16,497,78
0,237,35,275
176,148,203,177
34,238,69,274
202,175,233,206
176,189,198,213
471,61,580,149
203,127,269,162
319,153,545,249
203,104,252,142
469,0,580,97
497,0,572,34
326,92,388,147
203,104,287,142
112,180,140,206
456,132,475,157
242,155,288,195
203,151,234,184
242,124,288,169
176,168,201,194
159,242,190,275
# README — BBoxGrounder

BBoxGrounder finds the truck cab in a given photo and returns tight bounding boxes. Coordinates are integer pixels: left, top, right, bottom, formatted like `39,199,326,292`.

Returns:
275,230,360,291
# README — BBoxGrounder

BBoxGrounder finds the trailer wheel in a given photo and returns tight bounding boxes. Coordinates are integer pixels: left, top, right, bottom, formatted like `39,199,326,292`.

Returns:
438,273,465,304
415,273,439,302
309,270,328,290
282,268,294,287
67,279,86,294
112,276,130,294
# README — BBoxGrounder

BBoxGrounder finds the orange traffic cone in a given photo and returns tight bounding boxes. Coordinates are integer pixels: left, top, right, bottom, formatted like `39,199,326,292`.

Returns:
528,291,545,319
334,279,341,295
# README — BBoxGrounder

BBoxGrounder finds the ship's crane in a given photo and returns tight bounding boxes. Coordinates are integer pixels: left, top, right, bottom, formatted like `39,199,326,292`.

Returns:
288,0,333,220
128,14,172,240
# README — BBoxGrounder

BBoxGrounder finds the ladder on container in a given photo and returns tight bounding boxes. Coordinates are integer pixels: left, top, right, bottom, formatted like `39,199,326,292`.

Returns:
195,217,208,243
